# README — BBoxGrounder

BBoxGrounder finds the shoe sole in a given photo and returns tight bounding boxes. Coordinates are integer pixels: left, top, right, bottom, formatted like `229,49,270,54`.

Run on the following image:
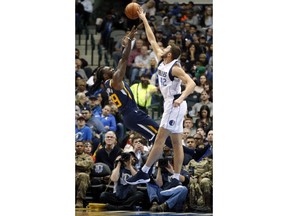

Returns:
126,178,150,185
160,185,183,196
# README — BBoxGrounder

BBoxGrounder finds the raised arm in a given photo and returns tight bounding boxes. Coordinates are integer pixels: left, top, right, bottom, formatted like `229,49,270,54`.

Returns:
137,7,163,61
112,26,137,90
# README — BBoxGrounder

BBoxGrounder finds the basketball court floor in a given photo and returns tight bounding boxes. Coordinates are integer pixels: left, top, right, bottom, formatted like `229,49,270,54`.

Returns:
75,209,213,216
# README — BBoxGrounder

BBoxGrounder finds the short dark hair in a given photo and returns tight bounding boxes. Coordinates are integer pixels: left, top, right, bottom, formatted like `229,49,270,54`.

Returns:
170,44,181,60
185,136,195,142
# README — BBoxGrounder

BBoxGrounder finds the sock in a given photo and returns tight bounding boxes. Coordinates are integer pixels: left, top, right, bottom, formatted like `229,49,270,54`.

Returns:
172,173,180,180
141,165,150,173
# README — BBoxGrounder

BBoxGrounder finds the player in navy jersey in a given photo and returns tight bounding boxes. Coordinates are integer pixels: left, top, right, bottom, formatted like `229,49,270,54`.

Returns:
97,25,159,145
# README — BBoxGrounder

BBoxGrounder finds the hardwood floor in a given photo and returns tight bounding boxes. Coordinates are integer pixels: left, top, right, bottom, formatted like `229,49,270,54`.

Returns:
75,209,213,216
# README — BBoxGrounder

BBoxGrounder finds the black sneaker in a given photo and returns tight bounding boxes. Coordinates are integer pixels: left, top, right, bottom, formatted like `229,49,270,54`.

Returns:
160,178,182,196
126,169,150,185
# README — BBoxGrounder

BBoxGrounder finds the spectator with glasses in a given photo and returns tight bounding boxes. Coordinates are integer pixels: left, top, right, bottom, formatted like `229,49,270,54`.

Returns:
95,131,122,171
192,133,210,162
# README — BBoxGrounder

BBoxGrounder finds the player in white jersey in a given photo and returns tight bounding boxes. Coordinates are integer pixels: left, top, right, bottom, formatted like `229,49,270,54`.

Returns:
127,7,196,193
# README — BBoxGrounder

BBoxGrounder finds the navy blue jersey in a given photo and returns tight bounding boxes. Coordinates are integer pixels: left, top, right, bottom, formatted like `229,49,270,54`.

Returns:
104,80,138,115
104,79,159,143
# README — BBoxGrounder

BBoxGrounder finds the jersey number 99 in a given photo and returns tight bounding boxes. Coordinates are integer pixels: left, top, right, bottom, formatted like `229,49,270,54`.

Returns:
110,93,122,108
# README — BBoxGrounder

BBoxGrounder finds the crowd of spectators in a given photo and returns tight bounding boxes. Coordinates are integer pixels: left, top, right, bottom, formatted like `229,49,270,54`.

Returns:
75,0,213,213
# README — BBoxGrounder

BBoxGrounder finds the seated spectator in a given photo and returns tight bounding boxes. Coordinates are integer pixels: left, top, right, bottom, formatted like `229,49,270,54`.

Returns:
75,92,89,112
195,105,213,135
192,90,213,117
123,133,143,153
142,0,156,18
81,106,106,152
182,128,192,146
120,131,139,150
98,105,117,132
130,73,157,113
129,45,151,85
183,136,197,166
185,156,212,213
199,5,213,29
75,105,81,121
99,151,145,210
75,58,88,81
145,55,158,75
180,51,193,73
191,133,210,162
127,39,144,81
202,130,213,159
175,31,185,50
203,80,213,102
75,141,94,208
75,115,92,143
183,116,197,136
197,74,207,90
88,94,102,118
154,30,168,47
75,48,88,68
75,78,88,95
147,157,189,212
196,127,206,140
139,31,150,48
186,90,201,113
84,141,95,162
132,136,150,170
95,131,122,171
157,16,176,41
98,11,115,50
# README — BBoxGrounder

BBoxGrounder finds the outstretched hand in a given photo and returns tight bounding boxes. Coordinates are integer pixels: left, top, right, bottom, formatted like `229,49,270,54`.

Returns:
137,6,146,21
121,25,138,48
128,25,137,40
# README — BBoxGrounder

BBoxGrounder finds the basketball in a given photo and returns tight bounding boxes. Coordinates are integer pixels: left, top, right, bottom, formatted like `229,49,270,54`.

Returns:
125,2,140,20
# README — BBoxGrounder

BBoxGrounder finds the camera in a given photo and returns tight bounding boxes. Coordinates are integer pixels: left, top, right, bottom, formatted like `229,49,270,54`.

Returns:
115,152,131,166
120,152,131,163
158,156,173,169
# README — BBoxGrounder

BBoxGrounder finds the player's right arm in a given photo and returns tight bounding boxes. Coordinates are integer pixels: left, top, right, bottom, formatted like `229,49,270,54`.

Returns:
137,7,163,62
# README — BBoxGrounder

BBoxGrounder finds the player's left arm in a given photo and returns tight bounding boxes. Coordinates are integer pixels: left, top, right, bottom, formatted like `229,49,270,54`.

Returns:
112,26,137,90
172,65,196,107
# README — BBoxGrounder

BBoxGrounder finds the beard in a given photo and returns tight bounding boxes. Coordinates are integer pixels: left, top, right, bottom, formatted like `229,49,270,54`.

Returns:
141,80,149,88
161,51,169,59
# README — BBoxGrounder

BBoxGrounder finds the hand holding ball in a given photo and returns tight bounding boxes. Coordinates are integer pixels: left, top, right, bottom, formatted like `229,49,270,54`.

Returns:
125,3,140,20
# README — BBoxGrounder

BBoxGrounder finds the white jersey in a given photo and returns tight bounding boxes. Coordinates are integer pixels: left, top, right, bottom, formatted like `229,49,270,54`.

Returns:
157,59,182,100
157,59,187,133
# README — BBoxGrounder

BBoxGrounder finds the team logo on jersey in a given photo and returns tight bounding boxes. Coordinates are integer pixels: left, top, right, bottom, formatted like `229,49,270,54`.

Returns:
94,164,104,174
75,132,84,141
169,120,175,126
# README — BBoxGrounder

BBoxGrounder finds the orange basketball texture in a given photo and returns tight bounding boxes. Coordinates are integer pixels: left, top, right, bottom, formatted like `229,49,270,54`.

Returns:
125,3,140,20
